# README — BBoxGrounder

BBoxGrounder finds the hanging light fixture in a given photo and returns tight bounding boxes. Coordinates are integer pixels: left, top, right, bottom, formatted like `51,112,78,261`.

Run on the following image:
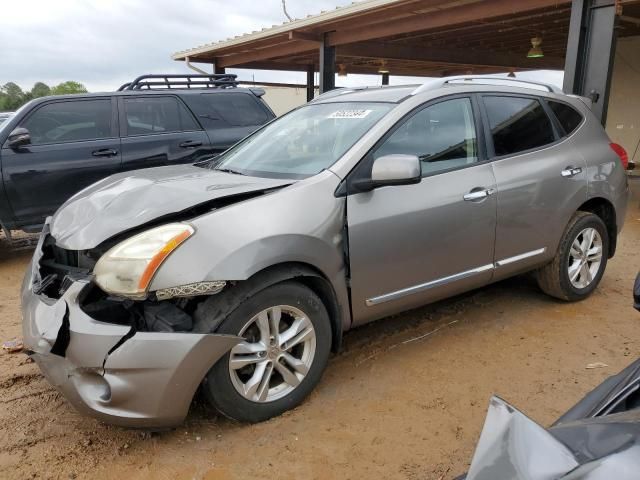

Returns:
378,60,390,74
338,64,348,77
527,36,544,58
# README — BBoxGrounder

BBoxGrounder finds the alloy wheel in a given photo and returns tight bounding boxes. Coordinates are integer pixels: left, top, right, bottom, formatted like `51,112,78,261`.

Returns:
568,227,603,289
228,305,316,403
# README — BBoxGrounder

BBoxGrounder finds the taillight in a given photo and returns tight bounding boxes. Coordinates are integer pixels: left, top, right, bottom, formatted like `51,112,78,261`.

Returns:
610,142,629,170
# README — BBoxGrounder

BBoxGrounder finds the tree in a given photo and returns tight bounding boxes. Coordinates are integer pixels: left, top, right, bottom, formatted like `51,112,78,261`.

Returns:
50,81,88,96
0,81,89,111
30,82,51,98
0,82,27,111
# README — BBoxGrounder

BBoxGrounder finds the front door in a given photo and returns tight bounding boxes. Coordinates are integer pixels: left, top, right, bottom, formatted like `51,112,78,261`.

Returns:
347,96,498,325
1,97,121,227
119,95,211,172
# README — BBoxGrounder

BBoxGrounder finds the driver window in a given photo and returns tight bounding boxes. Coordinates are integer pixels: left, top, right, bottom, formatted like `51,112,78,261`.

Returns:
374,97,478,177
21,99,112,145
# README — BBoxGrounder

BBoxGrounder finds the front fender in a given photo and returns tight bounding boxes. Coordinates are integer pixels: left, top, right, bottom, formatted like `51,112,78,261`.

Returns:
148,171,350,332
207,234,343,282
149,171,345,289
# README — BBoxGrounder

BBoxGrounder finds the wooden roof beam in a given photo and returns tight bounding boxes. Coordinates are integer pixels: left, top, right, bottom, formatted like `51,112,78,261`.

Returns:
288,31,322,43
339,41,564,70
389,6,572,42
217,41,318,68
237,60,529,77
327,0,571,46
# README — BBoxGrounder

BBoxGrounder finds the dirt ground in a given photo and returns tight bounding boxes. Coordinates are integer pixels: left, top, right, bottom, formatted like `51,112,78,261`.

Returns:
1,182,639,480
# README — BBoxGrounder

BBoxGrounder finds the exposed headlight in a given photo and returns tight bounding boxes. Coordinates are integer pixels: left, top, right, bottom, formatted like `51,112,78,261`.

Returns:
94,223,194,299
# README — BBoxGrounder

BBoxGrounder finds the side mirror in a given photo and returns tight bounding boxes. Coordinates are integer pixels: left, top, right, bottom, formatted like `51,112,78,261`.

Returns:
352,154,421,192
7,128,31,149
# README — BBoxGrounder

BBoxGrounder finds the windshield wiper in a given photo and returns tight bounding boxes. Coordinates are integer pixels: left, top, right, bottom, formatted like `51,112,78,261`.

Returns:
215,167,246,176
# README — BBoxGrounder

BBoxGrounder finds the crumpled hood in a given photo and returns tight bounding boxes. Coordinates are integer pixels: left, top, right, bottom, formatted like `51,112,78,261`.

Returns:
51,164,293,249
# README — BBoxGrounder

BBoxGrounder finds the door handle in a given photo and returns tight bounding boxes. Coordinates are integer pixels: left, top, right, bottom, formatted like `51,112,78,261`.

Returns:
179,140,203,148
463,188,495,202
561,166,583,177
92,148,118,157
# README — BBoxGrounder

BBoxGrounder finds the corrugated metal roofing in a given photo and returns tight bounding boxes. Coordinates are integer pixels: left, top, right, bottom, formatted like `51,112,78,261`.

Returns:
172,0,404,59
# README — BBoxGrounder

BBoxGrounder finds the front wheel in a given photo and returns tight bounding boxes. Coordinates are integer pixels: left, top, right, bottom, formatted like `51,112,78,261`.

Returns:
197,281,332,422
536,212,609,301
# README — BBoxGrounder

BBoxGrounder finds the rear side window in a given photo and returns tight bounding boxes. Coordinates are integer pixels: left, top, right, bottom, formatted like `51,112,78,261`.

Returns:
198,93,269,127
22,99,112,145
548,100,583,136
484,96,556,156
124,96,200,136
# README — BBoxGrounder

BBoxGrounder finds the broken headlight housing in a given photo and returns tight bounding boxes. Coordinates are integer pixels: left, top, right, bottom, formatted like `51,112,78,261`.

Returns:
94,223,194,299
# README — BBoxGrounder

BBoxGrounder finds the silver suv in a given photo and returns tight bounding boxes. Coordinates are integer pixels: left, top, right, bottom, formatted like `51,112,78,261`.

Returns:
22,77,630,427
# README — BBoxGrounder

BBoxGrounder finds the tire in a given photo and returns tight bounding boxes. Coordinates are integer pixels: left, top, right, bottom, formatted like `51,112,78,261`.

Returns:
196,281,332,422
536,211,609,301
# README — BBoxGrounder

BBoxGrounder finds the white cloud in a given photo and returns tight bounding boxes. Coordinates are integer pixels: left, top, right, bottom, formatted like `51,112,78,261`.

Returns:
0,0,564,93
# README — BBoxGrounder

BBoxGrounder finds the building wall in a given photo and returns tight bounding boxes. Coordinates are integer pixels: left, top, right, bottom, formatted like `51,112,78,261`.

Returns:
259,86,319,116
606,35,640,163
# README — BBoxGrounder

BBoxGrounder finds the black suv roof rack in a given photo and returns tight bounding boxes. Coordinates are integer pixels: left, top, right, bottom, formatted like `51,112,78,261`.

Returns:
118,74,239,91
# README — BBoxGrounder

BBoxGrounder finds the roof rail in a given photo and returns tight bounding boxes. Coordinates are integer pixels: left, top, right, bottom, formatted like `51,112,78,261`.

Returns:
309,85,391,103
117,74,239,91
411,76,563,96
309,87,357,102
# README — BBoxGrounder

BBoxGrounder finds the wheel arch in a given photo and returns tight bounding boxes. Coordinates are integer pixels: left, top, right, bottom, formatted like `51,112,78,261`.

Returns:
201,262,344,353
577,197,617,258
251,262,344,353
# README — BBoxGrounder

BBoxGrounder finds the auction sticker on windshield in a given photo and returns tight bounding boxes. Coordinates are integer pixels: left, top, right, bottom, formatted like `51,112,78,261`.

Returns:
328,109,372,119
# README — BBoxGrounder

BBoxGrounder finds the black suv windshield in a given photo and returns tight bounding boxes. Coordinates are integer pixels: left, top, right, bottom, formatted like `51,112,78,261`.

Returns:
212,102,393,179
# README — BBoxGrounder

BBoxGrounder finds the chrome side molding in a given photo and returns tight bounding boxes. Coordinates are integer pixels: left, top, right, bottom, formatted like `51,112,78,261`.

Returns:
366,264,494,306
494,248,546,267
366,248,547,306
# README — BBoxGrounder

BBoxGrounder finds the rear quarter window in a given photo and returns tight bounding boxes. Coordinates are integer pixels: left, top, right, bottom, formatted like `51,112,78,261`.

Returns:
547,100,583,136
196,93,270,127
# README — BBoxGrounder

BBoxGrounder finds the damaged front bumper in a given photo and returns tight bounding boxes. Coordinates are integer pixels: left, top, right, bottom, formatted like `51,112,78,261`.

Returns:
21,230,241,428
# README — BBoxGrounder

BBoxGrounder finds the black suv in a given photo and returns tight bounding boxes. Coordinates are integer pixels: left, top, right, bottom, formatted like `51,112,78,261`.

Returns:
0,74,275,236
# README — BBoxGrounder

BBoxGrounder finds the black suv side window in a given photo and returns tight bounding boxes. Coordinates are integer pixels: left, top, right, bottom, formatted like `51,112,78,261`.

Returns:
547,100,583,136
199,93,269,127
124,96,200,136
484,96,555,156
374,97,478,177
21,99,112,145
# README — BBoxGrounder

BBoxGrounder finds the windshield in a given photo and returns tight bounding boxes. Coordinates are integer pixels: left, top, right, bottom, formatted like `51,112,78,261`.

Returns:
212,102,393,179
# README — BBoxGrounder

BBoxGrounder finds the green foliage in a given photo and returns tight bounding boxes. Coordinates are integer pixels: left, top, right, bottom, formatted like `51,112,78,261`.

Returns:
50,81,88,96
0,81,88,112
0,82,27,111
31,82,51,98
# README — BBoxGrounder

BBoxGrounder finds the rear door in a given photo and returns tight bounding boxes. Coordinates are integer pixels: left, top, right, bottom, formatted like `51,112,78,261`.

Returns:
481,94,588,280
118,95,211,171
1,97,120,226
347,96,498,325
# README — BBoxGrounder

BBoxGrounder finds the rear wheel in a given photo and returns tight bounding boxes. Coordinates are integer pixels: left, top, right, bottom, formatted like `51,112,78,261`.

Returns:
536,212,609,301
197,282,332,422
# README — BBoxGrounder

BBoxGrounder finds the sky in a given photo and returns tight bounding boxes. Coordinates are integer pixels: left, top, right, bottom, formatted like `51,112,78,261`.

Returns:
0,0,563,93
